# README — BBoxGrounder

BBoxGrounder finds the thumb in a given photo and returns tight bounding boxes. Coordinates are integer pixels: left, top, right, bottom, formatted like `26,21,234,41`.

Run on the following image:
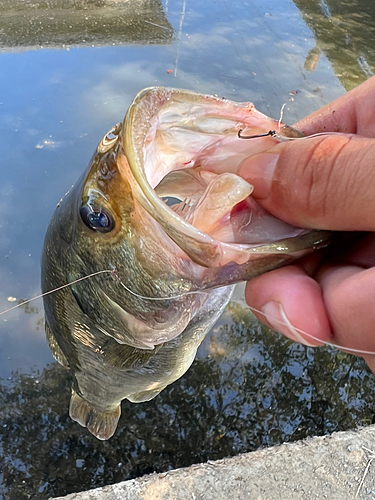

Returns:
238,134,375,231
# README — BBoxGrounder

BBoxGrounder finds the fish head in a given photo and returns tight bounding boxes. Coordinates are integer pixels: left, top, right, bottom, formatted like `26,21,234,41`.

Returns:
42,119,201,352
43,87,330,352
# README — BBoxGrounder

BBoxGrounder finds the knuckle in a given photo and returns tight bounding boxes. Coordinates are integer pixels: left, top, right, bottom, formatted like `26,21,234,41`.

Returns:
280,136,352,226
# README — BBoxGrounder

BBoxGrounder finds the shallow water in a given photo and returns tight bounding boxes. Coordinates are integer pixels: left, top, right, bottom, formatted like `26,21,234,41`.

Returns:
0,0,375,498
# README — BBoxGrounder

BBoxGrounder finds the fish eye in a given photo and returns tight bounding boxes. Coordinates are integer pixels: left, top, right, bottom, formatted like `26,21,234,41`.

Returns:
80,205,114,233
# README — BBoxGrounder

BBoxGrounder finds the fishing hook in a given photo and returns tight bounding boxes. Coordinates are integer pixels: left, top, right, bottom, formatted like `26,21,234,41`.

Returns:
237,129,277,139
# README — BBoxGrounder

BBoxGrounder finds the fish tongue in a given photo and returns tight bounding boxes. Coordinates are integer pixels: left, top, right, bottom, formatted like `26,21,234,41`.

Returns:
186,172,253,240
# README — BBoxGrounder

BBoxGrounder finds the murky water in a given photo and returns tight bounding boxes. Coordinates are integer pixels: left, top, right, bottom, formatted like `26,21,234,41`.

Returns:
0,0,375,498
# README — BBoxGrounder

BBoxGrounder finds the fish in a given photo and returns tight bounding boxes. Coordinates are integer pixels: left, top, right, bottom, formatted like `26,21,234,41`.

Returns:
41,87,330,440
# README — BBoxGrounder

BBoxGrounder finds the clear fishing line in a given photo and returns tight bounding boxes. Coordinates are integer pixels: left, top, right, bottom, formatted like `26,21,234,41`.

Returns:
0,270,114,317
1,270,374,357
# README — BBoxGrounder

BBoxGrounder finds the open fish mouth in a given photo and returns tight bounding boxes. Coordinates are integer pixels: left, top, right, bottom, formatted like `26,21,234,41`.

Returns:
122,87,329,269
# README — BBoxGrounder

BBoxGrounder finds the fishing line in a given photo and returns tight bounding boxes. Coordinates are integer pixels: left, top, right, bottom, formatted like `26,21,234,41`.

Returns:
0,270,114,318
301,131,350,139
246,304,375,356
278,103,286,128
110,270,209,301
2,270,375,357
237,128,347,142
0,269,209,318
110,271,375,356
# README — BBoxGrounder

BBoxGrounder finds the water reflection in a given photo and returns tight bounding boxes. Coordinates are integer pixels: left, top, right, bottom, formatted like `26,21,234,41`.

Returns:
1,0,375,498
1,304,374,499
0,0,174,51
293,0,375,89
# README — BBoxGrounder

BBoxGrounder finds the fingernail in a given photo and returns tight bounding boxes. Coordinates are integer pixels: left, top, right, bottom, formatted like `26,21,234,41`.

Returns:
238,153,279,199
261,301,315,346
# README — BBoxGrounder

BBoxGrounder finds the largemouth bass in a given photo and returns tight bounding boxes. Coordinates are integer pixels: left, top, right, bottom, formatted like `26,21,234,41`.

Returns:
41,87,329,440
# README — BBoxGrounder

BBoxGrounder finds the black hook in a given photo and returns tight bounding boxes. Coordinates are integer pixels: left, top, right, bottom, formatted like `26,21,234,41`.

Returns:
237,129,277,139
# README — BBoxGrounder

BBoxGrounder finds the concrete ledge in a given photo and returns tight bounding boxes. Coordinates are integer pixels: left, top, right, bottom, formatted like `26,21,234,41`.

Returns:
52,425,375,500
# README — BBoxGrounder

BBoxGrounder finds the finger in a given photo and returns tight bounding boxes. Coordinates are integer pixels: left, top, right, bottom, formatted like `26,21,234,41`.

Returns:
295,75,375,137
317,265,375,355
238,134,375,231
363,355,375,373
245,263,375,374
244,266,332,347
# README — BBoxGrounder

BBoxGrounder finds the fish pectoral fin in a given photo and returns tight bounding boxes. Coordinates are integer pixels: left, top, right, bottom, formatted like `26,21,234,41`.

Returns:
69,388,90,427
86,406,121,441
45,322,69,368
69,389,121,440
127,388,164,403
102,294,193,350
186,173,253,239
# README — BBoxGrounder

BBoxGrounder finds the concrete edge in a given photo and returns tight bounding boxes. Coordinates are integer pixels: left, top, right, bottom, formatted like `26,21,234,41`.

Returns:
51,425,375,500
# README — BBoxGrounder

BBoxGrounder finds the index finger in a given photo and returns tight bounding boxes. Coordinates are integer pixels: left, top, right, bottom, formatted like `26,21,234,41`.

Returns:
295,75,375,138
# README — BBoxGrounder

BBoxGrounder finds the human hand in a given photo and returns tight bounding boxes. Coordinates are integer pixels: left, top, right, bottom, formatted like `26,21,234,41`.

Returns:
239,75,375,371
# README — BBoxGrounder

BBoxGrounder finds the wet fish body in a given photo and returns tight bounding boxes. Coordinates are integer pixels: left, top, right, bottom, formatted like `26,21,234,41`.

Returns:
42,87,329,439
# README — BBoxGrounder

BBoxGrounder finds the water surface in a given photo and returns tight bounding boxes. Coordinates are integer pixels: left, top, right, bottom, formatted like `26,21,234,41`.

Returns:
1,0,375,498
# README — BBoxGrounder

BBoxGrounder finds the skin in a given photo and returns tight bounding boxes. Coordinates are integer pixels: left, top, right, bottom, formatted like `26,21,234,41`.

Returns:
238,75,375,372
